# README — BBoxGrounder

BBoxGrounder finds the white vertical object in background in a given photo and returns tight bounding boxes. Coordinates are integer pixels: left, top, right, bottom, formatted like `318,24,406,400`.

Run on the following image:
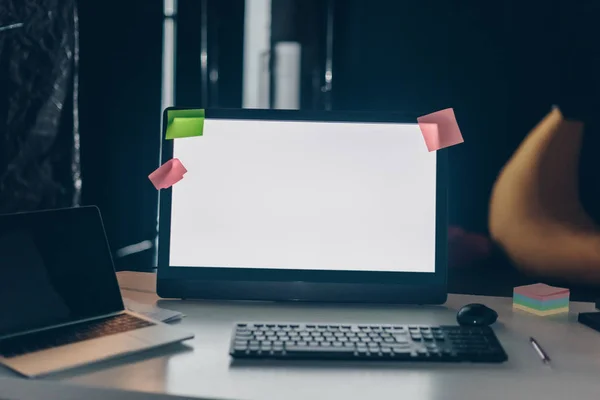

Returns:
243,0,272,108
273,42,301,110
162,0,177,113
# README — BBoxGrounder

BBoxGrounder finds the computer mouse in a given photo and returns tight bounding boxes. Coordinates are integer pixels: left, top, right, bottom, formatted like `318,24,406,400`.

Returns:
456,303,498,326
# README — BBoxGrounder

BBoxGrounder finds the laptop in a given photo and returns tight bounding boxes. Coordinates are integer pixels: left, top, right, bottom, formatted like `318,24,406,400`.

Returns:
0,206,193,378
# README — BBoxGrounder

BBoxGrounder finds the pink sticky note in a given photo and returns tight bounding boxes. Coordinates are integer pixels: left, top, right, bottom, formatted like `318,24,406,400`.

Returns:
417,108,464,152
148,158,188,190
513,283,570,301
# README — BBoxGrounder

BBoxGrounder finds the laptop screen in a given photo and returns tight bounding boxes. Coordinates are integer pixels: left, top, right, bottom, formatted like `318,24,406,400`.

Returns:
0,207,124,339
168,117,437,274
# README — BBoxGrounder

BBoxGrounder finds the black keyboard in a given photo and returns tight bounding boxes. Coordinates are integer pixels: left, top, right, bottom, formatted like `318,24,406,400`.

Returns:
230,323,508,363
0,314,155,358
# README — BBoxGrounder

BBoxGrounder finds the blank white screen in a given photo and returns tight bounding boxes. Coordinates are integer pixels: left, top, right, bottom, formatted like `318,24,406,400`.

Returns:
169,118,437,273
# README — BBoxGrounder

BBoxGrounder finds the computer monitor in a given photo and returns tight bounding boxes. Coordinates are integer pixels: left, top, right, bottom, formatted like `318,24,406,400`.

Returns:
158,109,447,304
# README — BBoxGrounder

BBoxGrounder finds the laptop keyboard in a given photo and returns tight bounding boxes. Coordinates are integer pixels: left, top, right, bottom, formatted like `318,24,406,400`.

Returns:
0,314,155,358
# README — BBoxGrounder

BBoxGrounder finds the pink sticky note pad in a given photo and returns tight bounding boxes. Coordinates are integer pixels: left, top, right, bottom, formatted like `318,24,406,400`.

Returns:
148,158,188,190
513,283,570,301
417,108,464,152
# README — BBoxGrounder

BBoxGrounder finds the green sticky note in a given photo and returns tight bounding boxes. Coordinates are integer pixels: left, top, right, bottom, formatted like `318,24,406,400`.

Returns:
165,109,205,139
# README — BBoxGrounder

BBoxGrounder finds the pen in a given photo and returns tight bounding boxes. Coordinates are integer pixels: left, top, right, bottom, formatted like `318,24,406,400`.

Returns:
529,336,551,364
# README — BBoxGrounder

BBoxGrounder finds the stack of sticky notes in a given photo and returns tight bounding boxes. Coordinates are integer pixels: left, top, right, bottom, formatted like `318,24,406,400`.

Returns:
513,283,570,316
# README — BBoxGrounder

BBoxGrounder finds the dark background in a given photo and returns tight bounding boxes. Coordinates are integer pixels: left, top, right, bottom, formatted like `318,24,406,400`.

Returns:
77,1,540,257
3,0,598,299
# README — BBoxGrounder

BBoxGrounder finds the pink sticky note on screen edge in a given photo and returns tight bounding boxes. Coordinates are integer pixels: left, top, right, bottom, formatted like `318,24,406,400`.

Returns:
417,108,464,152
148,158,188,190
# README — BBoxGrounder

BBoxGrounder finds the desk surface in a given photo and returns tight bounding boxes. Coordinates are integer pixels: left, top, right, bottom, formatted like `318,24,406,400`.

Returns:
3,272,600,400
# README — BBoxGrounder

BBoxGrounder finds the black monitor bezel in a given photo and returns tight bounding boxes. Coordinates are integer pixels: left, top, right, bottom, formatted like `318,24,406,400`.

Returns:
157,108,448,304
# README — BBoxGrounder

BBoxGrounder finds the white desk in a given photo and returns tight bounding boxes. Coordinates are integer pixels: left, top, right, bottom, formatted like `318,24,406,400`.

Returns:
3,272,600,400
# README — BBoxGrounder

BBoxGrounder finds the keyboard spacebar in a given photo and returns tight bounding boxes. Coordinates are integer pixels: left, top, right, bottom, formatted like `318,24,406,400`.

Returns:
285,346,355,356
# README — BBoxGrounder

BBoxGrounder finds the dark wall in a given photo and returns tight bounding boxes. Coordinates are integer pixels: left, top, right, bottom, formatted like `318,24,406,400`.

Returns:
331,0,564,234
78,0,245,270
77,0,544,265
176,0,245,108
78,0,163,270
74,0,599,293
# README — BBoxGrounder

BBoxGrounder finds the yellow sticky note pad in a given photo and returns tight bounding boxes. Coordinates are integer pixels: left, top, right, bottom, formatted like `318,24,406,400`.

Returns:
513,304,569,316
165,109,205,140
